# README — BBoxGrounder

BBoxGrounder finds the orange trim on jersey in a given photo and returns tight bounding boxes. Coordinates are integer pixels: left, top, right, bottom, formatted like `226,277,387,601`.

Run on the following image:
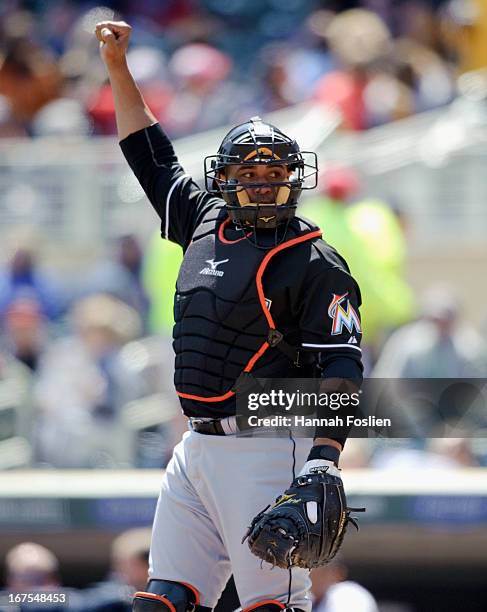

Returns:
242,600,286,611
218,217,252,244
176,228,321,403
256,229,322,329
243,341,270,372
134,592,176,612
177,388,236,402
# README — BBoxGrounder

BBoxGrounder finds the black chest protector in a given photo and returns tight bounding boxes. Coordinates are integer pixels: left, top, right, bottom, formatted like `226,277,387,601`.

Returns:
173,215,321,416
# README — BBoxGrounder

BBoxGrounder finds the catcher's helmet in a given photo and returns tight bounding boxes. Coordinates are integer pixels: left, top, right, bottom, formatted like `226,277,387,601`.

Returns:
204,117,318,235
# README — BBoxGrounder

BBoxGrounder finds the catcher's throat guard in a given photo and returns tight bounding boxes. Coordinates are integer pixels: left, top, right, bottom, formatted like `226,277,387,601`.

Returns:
204,116,317,247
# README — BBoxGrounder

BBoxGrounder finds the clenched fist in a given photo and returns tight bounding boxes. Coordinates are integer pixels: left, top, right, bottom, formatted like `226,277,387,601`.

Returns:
95,21,131,68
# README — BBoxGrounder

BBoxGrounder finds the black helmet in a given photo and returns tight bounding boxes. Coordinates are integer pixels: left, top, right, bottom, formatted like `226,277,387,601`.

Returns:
204,116,318,232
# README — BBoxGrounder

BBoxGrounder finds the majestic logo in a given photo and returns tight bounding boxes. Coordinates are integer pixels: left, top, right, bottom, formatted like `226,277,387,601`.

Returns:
328,292,361,336
199,258,229,277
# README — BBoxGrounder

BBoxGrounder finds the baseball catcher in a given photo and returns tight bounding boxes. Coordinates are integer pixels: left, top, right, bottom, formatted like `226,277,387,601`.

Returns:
97,20,364,612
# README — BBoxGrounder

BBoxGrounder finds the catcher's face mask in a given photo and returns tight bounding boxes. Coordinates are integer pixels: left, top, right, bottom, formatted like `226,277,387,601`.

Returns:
204,116,318,248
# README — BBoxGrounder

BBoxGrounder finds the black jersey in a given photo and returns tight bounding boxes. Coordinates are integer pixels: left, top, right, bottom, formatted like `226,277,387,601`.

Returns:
120,123,363,420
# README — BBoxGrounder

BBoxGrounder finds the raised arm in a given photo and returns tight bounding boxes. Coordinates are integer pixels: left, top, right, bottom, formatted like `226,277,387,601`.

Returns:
95,21,220,249
95,21,155,140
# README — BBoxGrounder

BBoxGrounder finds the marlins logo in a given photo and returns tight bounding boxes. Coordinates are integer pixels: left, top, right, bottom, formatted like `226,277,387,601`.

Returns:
328,292,361,336
199,258,229,277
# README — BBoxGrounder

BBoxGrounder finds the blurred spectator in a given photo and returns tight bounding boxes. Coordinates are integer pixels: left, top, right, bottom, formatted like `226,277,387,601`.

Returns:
255,42,326,113
440,0,487,72
121,0,195,28
142,232,183,335
34,294,144,468
111,528,150,592
0,34,62,133
0,6,64,130
82,234,151,330
1,298,47,371
259,46,296,112
0,349,33,468
0,1,468,138
5,542,60,590
0,239,67,322
311,556,379,611
83,528,151,611
372,286,484,378
311,7,455,130
391,38,454,113
428,437,479,467
371,437,480,471
2,542,85,611
31,97,92,137
301,165,414,360
116,336,186,468
312,9,392,130
163,42,255,136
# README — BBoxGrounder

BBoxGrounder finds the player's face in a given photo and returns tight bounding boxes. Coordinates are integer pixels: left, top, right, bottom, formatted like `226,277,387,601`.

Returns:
225,163,292,205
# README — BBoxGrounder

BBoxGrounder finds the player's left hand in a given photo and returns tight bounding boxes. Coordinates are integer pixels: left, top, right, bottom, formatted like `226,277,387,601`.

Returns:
243,464,363,569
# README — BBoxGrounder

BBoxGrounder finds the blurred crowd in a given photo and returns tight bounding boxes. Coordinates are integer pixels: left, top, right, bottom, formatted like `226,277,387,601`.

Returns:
0,163,486,470
0,229,186,469
0,537,388,612
0,0,486,471
1,0,485,138
0,534,152,612
0,4,485,612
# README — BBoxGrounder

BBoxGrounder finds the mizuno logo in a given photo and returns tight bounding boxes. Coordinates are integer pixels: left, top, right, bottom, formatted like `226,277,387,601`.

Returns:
199,258,229,277
206,258,229,270
259,216,276,223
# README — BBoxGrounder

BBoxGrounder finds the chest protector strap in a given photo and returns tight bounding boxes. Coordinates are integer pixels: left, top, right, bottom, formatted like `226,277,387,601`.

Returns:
176,229,322,403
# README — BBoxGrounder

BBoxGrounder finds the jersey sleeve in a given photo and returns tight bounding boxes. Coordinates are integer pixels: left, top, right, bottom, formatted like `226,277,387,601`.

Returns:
119,123,220,249
299,263,363,361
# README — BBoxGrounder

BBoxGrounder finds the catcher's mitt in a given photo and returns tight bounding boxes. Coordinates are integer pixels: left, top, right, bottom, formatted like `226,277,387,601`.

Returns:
243,470,364,570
